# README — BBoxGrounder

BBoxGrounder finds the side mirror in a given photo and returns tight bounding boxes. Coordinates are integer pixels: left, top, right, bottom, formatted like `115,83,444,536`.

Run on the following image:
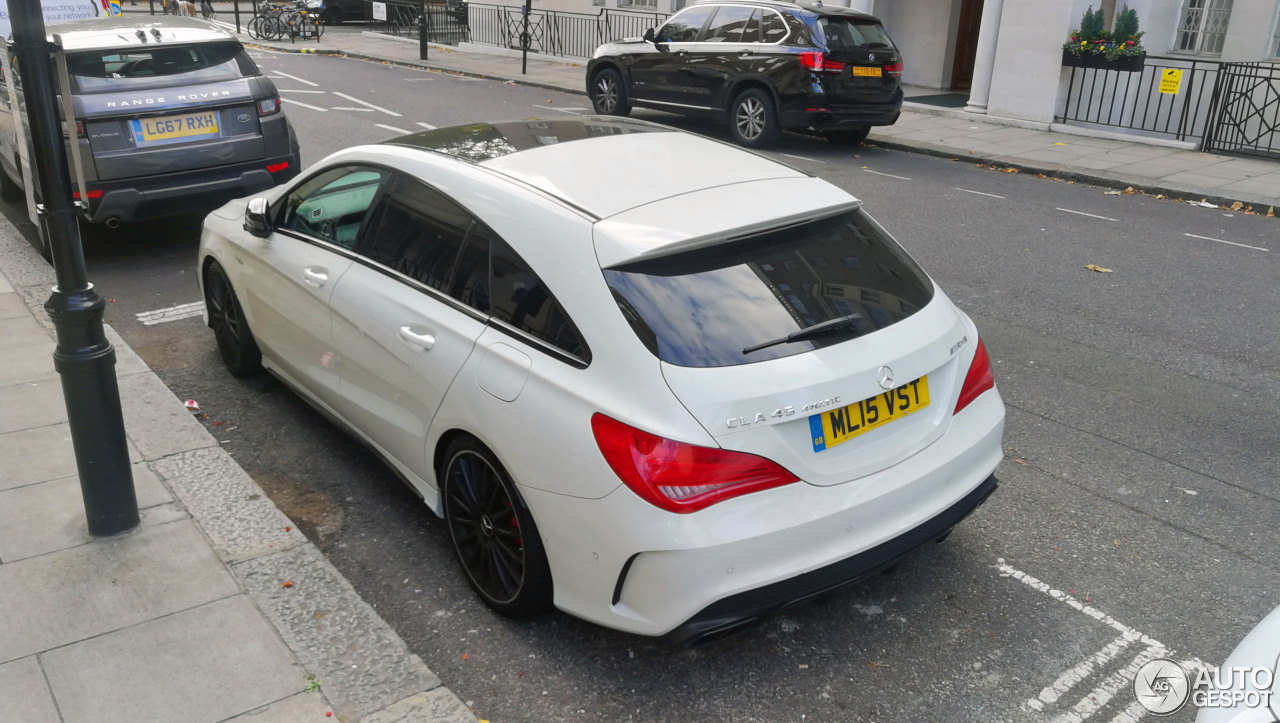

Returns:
243,197,271,239
643,27,656,43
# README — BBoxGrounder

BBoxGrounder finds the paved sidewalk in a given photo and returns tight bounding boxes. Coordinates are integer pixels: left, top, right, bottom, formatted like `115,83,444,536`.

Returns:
237,25,1280,210
0,217,474,722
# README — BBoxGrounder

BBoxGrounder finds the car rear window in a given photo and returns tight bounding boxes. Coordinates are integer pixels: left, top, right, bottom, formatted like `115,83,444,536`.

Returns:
603,210,934,368
67,42,259,92
818,18,895,50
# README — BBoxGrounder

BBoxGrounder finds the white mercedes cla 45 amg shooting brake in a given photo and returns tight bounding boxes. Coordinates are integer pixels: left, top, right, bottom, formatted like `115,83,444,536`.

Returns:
198,118,1005,644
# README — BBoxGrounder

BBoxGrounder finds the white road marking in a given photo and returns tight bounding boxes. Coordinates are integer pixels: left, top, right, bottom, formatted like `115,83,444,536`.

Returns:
1057,207,1119,222
135,301,204,326
862,168,911,180
537,105,588,114
375,123,412,134
277,88,326,94
332,92,402,116
270,70,318,87
332,107,375,112
416,122,437,129
404,77,434,82
281,98,327,112
954,187,1006,199
999,560,1208,722
1183,232,1268,251
780,153,824,164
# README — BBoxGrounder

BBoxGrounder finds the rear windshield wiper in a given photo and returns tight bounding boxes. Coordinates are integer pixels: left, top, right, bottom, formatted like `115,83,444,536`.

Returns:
742,313,862,355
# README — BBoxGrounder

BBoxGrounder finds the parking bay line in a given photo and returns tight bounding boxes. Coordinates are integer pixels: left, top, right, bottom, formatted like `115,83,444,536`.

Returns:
281,98,327,112
862,168,911,180
998,560,1207,721
1057,207,1119,222
375,123,413,134
332,107,375,112
269,70,318,87
416,122,436,130
954,187,1006,199
536,106,589,115
135,301,204,326
780,153,823,164
278,89,326,94
1184,232,1268,252
332,92,402,117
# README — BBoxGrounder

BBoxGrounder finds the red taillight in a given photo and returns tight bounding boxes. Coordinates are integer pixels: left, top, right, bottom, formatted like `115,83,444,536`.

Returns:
954,339,995,414
798,51,845,74
885,60,904,77
257,97,281,116
591,413,799,514
266,161,290,173
72,189,103,200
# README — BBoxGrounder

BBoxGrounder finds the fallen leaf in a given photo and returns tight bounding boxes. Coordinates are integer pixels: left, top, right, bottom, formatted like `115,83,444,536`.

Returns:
1014,458,1026,465
1104,189,1123,195
1154,194,1167,200
462,653,472,660
281,581,294,588
1053,142,1066,146
1230,201,1244,211
1122,187,1137,194
1113,540,1119,546
1085,264,1113,273
1268,206,1275,217
1000,167,1020,173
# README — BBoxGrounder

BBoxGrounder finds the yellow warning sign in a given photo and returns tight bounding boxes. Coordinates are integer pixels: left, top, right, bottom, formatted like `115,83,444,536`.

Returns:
1160,68,1183,95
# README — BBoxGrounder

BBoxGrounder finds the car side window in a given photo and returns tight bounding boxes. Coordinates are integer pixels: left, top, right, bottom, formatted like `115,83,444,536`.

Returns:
489,235,590,363
357,174,475,293
704,6,757,43
761,10,787,43
656,6,715,43
742,10,762,43
280,166,388,249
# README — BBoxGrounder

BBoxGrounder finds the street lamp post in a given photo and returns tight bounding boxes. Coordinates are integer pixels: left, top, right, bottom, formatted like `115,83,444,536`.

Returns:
9,0,139,536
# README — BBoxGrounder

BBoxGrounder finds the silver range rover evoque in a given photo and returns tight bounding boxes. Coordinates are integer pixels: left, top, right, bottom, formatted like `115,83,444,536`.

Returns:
0,16,300,230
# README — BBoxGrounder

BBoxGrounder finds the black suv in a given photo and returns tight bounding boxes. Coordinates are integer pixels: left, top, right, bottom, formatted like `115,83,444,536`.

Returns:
586,0,902,148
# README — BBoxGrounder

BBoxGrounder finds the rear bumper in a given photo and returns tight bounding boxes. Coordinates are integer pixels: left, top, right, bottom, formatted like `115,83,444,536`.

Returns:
84,152,300,225
781,104,901,130
664,474,998,646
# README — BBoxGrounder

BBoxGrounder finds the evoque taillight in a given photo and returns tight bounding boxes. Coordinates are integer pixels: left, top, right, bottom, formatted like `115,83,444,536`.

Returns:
954,339,995,414
592,413,799,514
257,97,281,116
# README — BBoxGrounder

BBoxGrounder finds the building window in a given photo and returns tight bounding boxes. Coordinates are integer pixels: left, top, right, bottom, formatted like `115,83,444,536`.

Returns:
618,0,658,8
1175,0,1233,55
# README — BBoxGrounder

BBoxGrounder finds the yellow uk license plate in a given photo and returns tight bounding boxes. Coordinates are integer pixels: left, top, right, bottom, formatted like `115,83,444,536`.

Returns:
852,67,883,77
809,376,929,452
131,111,219,144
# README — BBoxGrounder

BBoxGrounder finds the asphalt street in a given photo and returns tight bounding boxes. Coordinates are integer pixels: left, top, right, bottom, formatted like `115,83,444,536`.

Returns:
6,49,1278,723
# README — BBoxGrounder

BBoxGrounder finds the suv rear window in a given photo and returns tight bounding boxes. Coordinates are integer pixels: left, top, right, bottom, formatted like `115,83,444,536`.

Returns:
67,42,259,92
603,210,934,368
818,18,895,50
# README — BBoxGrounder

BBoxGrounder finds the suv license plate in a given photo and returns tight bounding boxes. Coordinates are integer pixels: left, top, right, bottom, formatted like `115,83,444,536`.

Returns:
809,376,929,452
852,67,882,77
131,111,220,144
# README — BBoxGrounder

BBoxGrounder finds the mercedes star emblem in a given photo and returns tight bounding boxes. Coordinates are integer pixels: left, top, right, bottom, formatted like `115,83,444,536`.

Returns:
877,365,895,390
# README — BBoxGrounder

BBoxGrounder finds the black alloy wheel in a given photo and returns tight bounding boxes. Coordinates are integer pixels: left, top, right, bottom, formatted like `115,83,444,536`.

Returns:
729,88,781,148
590,68,631,117
204,261,262,377
442,438,552,617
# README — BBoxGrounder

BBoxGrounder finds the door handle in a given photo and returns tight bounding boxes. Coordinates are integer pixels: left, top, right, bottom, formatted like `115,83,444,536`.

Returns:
398,325,436,351
302,267,328,288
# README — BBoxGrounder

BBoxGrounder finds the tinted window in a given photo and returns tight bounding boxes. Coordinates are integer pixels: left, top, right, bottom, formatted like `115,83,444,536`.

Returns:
742,9,762,43
603,210,934,368
490,237,589,362
818,18,896,49
358,175,474,293
67,42,259,92
657,6,715,42
451,223,492,313
704,5,757,42
281,166,388,248
760,10,788,43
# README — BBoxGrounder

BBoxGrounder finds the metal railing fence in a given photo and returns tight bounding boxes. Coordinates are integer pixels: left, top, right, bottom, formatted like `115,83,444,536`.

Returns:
1057,55,1222,142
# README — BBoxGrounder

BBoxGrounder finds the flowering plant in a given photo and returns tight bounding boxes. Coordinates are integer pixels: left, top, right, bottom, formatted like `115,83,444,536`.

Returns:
1063,5,1145,61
